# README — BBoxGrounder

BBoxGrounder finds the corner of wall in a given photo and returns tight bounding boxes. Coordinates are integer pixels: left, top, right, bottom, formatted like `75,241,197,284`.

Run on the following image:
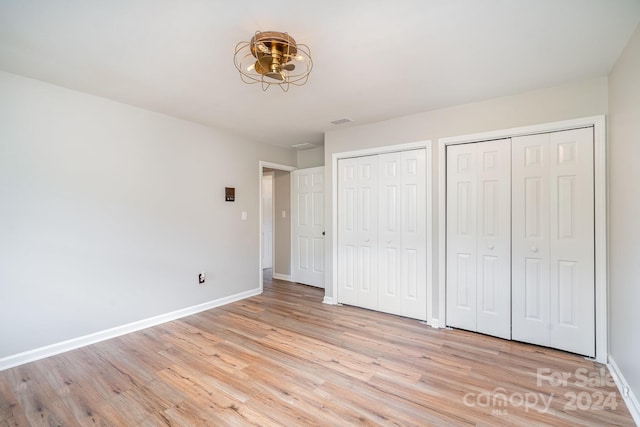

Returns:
608,357,640,425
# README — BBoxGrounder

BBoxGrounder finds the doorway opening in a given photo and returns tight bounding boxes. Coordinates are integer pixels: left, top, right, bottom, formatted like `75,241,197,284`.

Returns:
259,161,295,291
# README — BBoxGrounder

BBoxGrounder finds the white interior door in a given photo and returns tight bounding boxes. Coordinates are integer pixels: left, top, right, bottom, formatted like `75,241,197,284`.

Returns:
261,172,273,269
446,140,511,339
378,149,427,320
291,167,325,288
512,128,595,357
337,156,378,310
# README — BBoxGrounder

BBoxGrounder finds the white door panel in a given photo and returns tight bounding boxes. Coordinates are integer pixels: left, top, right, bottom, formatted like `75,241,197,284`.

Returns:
379,152,403,315
338,156,378,309
356,156,379,309
292,167,325,287
476,140,511,339
548,128,595,356
338,159,358,305
512,134,551,346
446,143,478,332
399,150,427,320
512,128,594,357
378,150,427,320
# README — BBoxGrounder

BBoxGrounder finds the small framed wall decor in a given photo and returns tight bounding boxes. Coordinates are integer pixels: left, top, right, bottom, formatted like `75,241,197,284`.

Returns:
225,187,235,202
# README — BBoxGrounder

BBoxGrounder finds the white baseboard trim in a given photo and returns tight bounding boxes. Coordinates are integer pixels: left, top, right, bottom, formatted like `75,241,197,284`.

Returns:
608,356,640,425
429,318,440,328
272,273,292,282
322,296,336,305
0,287,262,372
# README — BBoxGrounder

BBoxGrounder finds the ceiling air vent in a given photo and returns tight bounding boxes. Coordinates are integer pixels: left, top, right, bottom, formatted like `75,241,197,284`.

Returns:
291,143,316,150
330,118,353,125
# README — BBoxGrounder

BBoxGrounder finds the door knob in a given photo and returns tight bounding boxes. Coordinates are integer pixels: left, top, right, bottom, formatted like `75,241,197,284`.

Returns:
531,246,538,253
488,245,494,250
387,240,392,244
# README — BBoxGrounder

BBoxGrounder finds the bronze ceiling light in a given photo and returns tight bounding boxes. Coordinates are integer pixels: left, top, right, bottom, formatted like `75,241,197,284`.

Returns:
234,31,313,91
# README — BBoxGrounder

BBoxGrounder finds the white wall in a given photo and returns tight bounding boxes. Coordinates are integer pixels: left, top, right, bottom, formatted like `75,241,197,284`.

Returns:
608,22,640,411
324,77,609,320
273,170,291,276
261,172,274,269
0,71,296,360
296,145,324,168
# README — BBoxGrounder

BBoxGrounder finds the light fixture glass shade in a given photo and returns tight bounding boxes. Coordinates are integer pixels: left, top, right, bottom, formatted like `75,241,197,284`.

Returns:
234,31,312,92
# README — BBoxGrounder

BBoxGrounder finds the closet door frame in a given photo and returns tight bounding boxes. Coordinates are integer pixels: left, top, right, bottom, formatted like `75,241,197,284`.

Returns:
437,115,607,363
331,140,433,320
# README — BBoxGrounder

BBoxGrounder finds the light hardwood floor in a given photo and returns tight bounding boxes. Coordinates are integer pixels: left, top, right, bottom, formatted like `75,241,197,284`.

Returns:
0,272,634,426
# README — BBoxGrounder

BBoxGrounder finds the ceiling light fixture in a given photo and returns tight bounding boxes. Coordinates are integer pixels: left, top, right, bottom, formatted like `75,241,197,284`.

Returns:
234,31,313,92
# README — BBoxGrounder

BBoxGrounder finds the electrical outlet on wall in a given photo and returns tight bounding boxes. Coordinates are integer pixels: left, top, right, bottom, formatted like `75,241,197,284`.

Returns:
198,272,206,284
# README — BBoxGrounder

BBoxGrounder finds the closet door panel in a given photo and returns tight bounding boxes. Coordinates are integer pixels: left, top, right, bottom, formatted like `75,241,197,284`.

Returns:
446,143,478,331
337,158,360,306
400,149,427,320
378,149,427,320
378,152,403,315
512,134,551,347
548,128,595,356
476,140,511,339
356,156,379,310
338,155,378,309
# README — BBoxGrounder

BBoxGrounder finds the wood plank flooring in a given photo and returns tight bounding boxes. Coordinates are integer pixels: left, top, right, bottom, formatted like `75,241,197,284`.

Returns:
0,272,634,426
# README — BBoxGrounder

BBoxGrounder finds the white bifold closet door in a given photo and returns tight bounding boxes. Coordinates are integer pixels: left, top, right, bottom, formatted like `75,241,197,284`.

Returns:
511,128,595,357
446,139,511,339
338,149,427,320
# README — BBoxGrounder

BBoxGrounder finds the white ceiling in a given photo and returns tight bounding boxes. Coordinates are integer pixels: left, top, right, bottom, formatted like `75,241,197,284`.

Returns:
1,1,639,148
